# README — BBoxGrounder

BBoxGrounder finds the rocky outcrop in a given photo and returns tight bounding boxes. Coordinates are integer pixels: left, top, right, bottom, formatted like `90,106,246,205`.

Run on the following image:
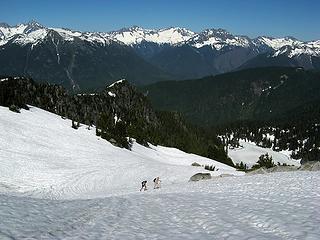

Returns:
246,167,269,175
189,173,211,182
247,162,320,175
298,162,320,171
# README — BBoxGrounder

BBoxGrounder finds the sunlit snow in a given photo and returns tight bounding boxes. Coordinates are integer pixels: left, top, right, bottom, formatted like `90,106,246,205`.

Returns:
0,106,318,239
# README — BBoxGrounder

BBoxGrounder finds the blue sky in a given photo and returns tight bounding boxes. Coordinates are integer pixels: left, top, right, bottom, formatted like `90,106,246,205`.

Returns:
1,0,319,40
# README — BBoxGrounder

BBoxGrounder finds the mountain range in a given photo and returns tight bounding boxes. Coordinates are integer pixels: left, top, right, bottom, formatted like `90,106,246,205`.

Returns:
1,21,320,90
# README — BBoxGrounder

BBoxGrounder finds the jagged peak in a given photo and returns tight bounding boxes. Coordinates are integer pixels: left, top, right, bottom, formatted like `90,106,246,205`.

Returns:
201,28,231,36
112,25,146,34
26,20,44,27
23,20,46,34
0,22,11,28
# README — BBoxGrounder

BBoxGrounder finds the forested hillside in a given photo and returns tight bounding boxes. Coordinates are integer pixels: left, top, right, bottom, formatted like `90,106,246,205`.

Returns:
0,76,232,166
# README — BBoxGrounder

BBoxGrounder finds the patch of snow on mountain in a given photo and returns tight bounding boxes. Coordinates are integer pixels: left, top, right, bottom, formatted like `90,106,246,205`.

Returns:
257,37,303,50
108,91,116,97
0,23,28,39
108,78,125,88
110,27,195,45
50,28,82,41
12,28,48,46
190,29,250,50
80,32,112,45
228,140,300,168
50,28,112,45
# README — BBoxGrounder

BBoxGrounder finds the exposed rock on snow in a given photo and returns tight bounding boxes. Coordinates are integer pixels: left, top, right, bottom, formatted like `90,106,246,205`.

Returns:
189,173,212,181
247,162,320,175
299,161,320,171
247,166,299,175
191,162,201,167
268,165,299,173
246,167,269,175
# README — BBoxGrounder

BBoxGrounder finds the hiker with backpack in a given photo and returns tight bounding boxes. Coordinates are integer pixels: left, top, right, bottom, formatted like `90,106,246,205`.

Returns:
153,177,161,189
140,180,148,191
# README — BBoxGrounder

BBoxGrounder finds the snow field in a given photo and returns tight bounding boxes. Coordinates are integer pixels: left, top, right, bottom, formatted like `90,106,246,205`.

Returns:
0,171,319,239
1,106,319,239
0,106,240,199
228,140,300,168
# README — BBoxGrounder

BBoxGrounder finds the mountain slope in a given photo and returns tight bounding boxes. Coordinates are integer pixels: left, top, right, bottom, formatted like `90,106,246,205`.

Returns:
1,76,233,165
0,22,172,90
141,67,320,126
109,26,195,45
0,105,238,199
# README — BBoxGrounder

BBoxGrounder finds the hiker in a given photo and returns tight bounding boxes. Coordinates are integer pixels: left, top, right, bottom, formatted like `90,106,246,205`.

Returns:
153,177,161,189
140,180,148,191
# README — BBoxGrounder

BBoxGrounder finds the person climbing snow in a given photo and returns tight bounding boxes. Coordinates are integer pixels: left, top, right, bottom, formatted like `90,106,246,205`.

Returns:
140,180,148,191
153,177,161,189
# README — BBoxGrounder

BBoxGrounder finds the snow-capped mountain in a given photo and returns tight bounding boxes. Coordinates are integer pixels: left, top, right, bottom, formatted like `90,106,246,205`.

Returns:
109,25,320,78
0,21,115,47
0,21,172,90
252,36,320,58
2,21,319,57
187,28,252,50
254,36,303,51
110,26,320,59
109,26,196,45
0,21,320,90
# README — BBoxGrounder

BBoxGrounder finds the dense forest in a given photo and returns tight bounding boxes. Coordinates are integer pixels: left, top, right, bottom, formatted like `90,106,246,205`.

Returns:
142,67,320,126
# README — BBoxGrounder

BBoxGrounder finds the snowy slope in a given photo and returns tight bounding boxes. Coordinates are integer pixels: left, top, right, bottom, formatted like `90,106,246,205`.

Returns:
254,36,303,50
254,36,320,57
1,106,319,239
228,140,300,168
0,106,239,199
50,28,113,45
1,171,319,239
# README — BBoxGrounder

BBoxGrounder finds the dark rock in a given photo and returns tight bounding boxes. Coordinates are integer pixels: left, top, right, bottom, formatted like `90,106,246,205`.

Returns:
9,104,20,113
189,173,211,181
191,162,201,167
